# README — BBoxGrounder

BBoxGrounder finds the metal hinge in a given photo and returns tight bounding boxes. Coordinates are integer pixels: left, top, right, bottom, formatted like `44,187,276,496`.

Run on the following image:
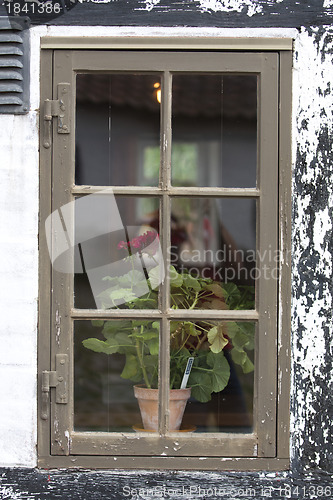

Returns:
41,354,69,420
43,82,71,149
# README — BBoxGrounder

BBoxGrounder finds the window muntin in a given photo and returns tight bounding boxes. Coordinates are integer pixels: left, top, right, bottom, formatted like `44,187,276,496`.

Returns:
41,48,285,463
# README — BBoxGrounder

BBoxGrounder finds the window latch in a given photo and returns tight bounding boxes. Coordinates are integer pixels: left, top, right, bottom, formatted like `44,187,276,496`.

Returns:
43,83,71,149
41,354,69,420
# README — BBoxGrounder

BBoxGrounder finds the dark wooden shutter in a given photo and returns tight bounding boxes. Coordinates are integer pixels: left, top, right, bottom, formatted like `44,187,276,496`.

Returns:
0,17,29,114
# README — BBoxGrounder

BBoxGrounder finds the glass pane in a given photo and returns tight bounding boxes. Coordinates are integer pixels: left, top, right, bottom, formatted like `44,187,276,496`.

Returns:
172,75,257,188
76,74,161,186
170,198,256,309
170,320,255,433
74,195,162,309
74,320,160,432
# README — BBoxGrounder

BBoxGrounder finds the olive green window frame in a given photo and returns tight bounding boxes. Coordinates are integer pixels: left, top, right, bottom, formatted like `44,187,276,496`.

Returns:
38,39,292,470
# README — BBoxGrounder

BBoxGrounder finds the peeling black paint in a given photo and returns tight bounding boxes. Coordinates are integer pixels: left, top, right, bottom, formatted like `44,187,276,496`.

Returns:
292,29,333,472
0,467,333,499
33,0,333,29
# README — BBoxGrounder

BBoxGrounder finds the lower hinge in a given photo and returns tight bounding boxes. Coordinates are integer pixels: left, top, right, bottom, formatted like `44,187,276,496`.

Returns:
41,354,69,420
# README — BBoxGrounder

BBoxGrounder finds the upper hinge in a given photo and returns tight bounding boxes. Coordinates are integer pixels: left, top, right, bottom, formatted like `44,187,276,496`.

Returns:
43,82,71,149
41,353,69,420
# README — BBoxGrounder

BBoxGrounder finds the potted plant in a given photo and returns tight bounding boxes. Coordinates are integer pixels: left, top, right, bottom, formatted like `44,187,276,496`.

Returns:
82,230,255,431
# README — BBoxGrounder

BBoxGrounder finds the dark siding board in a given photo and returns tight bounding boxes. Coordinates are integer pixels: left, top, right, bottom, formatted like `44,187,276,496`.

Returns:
43,0,333,28
0,468,333,499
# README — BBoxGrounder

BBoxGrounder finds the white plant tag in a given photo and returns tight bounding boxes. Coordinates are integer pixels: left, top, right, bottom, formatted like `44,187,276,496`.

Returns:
180,357,194,389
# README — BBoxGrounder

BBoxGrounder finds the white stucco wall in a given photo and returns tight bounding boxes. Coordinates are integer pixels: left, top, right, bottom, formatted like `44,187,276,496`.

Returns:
0,24,43,464
1,25,330,468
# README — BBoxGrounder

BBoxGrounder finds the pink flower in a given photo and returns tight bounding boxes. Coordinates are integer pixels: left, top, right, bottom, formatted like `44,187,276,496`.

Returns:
117,240,130,250
118,231,159,256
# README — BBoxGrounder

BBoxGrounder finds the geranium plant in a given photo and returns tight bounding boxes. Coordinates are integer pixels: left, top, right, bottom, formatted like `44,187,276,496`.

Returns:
83,231,255,403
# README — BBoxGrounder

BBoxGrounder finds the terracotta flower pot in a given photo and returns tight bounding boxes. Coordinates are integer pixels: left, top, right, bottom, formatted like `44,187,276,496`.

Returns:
134,385,191,431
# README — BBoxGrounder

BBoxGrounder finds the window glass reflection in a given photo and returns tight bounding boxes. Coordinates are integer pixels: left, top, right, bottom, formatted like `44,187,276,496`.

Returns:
169,320,254,432
170,197,256,309
75,320,159,432
76,74,161,186
172,75,257,188
74,196,161,309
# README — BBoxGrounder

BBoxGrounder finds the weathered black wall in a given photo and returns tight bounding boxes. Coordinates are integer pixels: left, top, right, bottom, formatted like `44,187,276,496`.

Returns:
0,467,332,499
291,25,333,476
46,0,333,29
1,0,333,29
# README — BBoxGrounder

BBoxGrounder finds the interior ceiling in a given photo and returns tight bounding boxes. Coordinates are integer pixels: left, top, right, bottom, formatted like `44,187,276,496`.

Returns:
76,73,257,120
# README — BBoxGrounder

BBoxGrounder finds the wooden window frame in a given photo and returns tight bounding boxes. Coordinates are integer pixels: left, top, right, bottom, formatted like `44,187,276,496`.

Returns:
38,38,292,470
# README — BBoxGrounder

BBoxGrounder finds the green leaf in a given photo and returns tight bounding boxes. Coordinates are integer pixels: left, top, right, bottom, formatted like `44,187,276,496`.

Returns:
118,270,144,288
207,325,228,353
102,276,119,283
142,355,159,387
114,332,135,352
226,321,239,339
132,320,150,328
237,322,255,350
188,372,212,402
242,356,255,373
169,265,183,287
147,337,159,356
91,320,104,328
204,283,225,298
230,347,246,365
110,288,137,302
221,283,241,306
130,297,157,308
183,273,201,292
102,320,132,339
152,321,160,331
148,266,163,289
82,338,119,355
97,285,119,308
170,321,181,333
121,354,140,379
133,281,150,297
231,348,254,373
129,328,158,341
184,321,199,336
207,351,230,392
143,354,159,370
232,330,251,351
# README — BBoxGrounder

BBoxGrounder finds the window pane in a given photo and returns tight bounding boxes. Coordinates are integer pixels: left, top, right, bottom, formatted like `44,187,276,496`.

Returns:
74,320,160,432
170,320,254,433
76,74,161,186
170,198,256,309
74,195,161,309
172,75,257,188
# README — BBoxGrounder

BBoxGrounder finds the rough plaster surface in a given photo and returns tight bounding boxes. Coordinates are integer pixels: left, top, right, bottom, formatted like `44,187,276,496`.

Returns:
0,112,38,467
0,20,332,493
0,24,48,467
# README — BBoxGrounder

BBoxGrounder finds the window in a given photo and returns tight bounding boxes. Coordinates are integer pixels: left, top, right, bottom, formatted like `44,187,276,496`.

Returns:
39,39,292,469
